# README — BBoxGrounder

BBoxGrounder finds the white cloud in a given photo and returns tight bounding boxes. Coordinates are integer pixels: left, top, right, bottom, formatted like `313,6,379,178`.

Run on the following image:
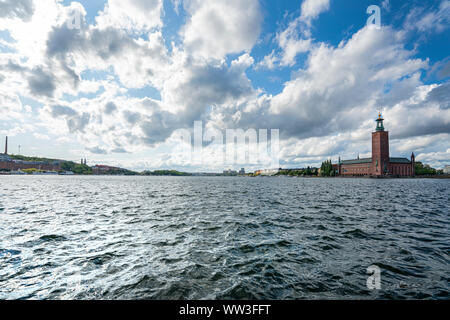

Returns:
404,1,450,34
258,0,330,69
96,0,163,32
300,0,330,23
182,0,262,60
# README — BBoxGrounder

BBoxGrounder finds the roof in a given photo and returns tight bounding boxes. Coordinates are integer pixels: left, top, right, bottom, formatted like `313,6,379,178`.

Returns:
341,158,372,165
340,157,412,165
0,154,11,161
389,157,411,164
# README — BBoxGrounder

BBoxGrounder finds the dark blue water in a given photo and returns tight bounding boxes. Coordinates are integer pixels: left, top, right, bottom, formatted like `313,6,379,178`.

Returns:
0,176,449,299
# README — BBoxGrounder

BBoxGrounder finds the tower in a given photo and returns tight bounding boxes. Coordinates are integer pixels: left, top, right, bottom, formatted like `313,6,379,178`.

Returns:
411,152,415,176
4,136,7,155
372,113,389,175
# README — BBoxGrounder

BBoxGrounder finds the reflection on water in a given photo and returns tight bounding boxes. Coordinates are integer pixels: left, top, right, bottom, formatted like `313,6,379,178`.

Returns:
0,176,449,299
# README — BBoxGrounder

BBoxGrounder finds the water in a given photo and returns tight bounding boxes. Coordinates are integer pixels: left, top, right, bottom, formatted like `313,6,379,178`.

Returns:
0,176,448,300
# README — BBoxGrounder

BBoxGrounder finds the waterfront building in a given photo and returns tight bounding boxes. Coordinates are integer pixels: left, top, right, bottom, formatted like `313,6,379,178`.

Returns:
444,165,450,174
338,114,415,177
223,169,238,176
0,136,61,172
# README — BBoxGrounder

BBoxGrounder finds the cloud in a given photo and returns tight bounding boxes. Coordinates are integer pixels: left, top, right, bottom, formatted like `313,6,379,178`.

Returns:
426,82,450,110
27,66,56,97
86,146,108,154
258,0,330,69
404,1,450,34
182,0,262,60
300,0,330,23
96,0,163,32
33,133,50,140
46,105,91,134
162,53,255,116
104,102,117,115
111,147,128,153
437,60,450,79
0,88,23,119
50,105,77,117
250,27,428,139
206,24,449,170
415,148,450,169
0,0,34,21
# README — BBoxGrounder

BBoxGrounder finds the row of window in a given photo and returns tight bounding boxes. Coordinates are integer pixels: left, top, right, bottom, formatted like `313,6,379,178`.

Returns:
392,165,411,176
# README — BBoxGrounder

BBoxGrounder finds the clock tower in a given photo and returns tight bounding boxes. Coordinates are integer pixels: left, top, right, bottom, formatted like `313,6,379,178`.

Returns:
371,113,389,175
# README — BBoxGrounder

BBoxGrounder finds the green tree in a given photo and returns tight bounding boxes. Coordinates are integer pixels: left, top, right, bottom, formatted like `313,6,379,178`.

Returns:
320,160,335,177
414,162,438,175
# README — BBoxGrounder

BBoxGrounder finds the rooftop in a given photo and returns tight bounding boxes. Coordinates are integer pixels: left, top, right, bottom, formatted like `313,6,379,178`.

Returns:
340,157,412,165
341,158,372,165
389,157,411,164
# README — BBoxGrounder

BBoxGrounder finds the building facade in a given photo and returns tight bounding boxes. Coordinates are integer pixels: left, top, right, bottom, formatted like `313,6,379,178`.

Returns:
0,136,61,172
338,114,415,177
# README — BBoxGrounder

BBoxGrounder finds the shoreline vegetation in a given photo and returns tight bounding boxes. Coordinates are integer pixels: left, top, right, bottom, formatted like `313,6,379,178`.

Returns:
0,154,447,178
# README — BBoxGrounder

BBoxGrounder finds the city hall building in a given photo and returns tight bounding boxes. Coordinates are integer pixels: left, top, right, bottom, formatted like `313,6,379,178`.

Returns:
338,114,415,177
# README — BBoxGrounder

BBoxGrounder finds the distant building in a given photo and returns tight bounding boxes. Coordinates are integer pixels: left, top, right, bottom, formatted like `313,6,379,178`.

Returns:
223,169,238,176
1,136,10,161
444,165,450,174
0,153,10,162
0,136,61,172
239,168,245,175
337,114,415,177
92,164,124,175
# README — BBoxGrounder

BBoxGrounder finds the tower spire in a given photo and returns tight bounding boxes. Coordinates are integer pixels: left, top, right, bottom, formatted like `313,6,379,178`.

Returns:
375,112,385,131
4,136,7,155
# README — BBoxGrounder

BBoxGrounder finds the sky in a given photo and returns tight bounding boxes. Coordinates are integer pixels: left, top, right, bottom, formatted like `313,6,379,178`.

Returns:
0,0,449,172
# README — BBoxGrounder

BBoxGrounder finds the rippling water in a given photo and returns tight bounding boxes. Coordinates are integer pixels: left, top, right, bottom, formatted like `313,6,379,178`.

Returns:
0,176,449,299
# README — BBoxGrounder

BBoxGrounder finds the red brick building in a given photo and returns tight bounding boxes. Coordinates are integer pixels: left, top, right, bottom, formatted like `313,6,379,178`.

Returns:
0,136,61,172
338,114,415,177
0,160,61,172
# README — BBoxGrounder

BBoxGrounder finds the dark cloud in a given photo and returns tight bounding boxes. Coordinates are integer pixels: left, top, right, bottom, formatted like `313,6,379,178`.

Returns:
46,22,145,91
438,60,450,79
393,121,450,139
46,23,86,57
104,102,117,115
50,105,77,117
4,60,28,73
123,111,141,124
66,112,90,133
0,0,34,21
49,105,90,133
27,67,56,97
140,110,180,146
427,82,450,110
111,147,128,153
46,24,137,61
175,60,253,117
86,146,107,154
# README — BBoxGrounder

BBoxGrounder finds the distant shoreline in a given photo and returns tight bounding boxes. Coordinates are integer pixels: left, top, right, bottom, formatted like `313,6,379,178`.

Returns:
1,173,449,179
